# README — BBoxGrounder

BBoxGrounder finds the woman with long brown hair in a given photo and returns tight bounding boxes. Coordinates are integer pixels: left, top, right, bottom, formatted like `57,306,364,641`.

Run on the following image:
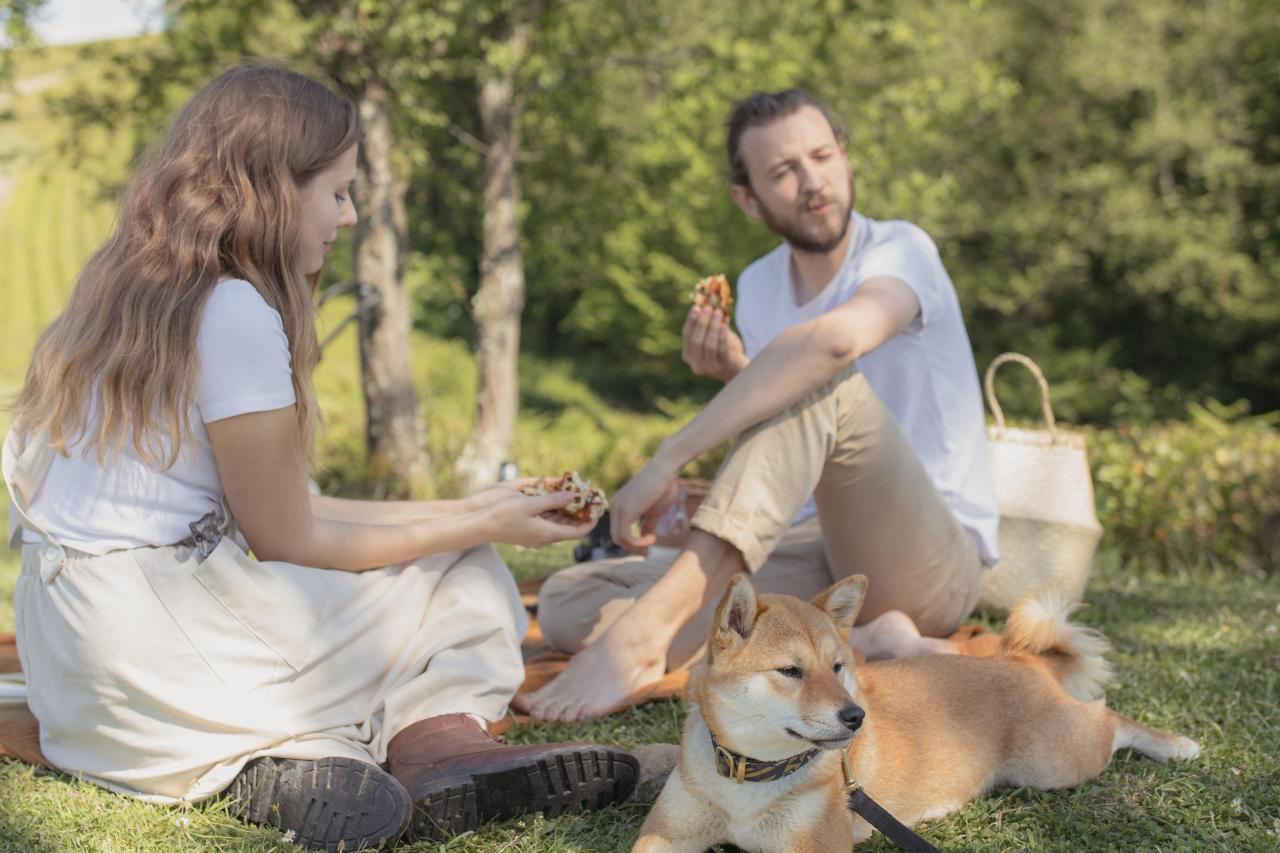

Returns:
3,65,637,850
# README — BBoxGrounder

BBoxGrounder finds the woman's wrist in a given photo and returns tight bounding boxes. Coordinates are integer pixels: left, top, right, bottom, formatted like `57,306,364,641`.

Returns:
457,504,495,545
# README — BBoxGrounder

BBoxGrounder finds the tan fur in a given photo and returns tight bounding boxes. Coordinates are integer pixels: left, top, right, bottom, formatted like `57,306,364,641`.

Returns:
633,576,1199,852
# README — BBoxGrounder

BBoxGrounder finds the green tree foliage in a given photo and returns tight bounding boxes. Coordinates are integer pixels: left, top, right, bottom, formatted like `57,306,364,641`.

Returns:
21,0,1280,424
506,0,1280,419
0,0,45,100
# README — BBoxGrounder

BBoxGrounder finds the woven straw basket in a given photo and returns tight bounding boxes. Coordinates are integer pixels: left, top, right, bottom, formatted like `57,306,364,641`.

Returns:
978,353,1102,612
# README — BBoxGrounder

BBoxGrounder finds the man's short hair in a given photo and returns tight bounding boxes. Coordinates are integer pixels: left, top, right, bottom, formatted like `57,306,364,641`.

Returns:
726,89,846,187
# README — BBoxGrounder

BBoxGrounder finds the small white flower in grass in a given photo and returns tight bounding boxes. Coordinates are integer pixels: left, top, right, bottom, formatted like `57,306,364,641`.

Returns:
174,815,190,828
281,828,297,843
1231,797,1243,813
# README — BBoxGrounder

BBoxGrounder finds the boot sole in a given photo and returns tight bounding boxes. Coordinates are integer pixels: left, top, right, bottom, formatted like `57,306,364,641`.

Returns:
226,756,411,851
409,746,639,842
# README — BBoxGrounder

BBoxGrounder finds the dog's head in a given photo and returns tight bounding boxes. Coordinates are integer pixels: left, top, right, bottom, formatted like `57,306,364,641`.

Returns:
693,574,868,760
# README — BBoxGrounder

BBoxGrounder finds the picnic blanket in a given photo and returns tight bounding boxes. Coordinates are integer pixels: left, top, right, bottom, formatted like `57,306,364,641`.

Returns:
0,634,43,768
0,577,996,770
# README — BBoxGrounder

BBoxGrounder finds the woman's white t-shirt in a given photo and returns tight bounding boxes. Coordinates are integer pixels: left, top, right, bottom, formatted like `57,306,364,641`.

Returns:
23,279,296,554
735,212,999,566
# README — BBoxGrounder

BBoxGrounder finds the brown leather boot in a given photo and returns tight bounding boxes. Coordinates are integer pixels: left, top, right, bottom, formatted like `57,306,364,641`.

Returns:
386,714,639,841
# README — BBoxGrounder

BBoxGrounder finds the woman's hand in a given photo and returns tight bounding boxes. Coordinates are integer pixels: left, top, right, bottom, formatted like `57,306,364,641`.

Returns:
464,477,541,512
478,489,594,548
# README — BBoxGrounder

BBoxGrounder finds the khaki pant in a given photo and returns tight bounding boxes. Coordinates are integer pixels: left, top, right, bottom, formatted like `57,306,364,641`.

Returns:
539,364,981,666
4,430,527,804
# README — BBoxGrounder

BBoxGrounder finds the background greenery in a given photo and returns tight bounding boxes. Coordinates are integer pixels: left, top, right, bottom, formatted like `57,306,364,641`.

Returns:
6,0,1280,427
0,0,1277,849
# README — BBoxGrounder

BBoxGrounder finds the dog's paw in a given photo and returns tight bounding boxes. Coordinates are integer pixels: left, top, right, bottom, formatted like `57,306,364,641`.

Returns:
1171,736,1201,761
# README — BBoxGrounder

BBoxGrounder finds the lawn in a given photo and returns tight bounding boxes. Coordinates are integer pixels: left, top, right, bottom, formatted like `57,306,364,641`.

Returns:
0,542,1277,852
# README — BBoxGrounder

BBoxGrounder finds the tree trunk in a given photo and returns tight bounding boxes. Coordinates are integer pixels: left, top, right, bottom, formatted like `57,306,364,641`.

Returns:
354,81,431,495
455,11,534,492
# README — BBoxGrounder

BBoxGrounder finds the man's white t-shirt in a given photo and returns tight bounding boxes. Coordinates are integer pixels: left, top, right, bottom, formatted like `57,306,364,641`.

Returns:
735,211,999,565
23,279,296,554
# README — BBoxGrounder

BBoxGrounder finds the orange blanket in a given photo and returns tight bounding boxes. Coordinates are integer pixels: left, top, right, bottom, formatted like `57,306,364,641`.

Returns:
0,634,44,768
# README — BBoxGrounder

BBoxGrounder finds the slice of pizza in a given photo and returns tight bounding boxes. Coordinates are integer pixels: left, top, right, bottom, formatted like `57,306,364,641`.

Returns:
520,470,609,524
692,274,733,313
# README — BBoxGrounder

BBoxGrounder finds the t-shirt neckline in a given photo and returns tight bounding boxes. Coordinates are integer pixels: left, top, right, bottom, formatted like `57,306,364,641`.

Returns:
785,212,864,312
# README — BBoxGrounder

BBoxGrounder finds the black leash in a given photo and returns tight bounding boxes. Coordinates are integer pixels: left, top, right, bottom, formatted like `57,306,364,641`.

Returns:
840,740,941,853
845,786,941,853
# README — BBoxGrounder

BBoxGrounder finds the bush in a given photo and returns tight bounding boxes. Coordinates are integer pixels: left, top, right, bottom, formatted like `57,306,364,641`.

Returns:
1091,401,1280,575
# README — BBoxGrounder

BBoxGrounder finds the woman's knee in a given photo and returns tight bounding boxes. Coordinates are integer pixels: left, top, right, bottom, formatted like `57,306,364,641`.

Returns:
458,543,511,580
444,544,524,619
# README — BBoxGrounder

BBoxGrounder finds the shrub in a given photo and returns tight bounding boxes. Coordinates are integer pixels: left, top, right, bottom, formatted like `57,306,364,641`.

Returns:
1090,401,1280,575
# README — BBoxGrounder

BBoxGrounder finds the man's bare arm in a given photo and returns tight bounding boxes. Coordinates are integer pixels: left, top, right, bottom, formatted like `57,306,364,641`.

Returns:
662,275,919,467
612,275,920,550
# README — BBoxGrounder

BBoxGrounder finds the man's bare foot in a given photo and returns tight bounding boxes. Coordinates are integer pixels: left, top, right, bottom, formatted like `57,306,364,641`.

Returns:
851,610,958,661
513,619,667,722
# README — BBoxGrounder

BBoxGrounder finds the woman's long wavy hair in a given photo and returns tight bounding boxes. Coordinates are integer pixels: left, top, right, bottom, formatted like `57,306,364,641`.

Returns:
12,64,360,467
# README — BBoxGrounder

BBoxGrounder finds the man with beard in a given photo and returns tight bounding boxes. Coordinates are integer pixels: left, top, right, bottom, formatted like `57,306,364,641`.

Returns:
515,90,998,722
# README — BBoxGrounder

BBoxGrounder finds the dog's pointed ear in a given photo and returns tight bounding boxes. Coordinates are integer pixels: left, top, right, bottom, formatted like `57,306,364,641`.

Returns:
811,575,867,638
712,574,759,652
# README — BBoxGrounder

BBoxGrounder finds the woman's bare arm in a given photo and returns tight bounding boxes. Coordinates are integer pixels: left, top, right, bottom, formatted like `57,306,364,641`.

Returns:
310,494,469,525
208,407,590,570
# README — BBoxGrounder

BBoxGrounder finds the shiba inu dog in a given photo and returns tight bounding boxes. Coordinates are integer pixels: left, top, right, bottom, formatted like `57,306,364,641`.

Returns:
633,574,1199,852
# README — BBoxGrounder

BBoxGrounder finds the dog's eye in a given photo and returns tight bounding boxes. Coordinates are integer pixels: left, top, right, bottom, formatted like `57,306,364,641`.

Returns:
833,662,844,673
776,666,803,679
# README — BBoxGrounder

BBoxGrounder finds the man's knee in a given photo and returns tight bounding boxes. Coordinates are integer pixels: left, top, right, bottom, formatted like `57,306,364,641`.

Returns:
535,570,595,654
535,558,659,654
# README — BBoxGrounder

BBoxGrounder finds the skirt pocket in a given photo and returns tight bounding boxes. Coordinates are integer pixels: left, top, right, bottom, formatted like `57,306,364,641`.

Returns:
136,538,332,688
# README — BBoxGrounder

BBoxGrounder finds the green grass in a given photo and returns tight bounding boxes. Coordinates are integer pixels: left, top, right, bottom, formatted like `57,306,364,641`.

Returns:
0,551,1277,851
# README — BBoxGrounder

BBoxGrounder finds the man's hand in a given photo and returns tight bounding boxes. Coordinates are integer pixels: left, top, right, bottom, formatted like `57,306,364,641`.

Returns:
609,460,681,552
682,306,748,382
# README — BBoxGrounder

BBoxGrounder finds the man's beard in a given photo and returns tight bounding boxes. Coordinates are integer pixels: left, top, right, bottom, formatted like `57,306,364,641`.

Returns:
754,180,856,254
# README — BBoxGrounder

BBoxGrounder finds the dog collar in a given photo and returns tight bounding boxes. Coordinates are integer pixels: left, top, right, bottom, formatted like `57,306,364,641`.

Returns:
707,726,821,784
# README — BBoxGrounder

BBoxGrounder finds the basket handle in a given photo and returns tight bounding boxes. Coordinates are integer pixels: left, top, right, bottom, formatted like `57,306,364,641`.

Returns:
984,352,1058,437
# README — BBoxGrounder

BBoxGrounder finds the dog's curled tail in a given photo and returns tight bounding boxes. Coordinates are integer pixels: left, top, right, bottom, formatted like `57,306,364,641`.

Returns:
1001,594,1112,702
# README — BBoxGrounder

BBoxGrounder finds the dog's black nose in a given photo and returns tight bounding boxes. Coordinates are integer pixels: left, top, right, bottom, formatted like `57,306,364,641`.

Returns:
838,703,865,731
